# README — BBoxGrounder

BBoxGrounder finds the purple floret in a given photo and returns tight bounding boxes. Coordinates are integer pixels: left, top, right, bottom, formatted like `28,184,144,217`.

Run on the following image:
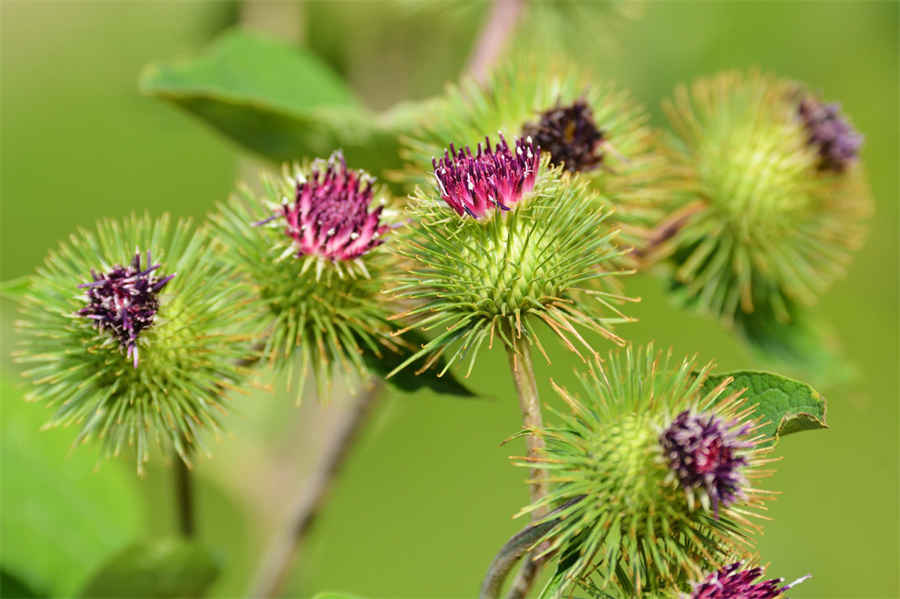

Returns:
689,562,811,599
78,250,174,367
256,151,389,262
660,410,754,514
432,133,540,219
797,96,863,172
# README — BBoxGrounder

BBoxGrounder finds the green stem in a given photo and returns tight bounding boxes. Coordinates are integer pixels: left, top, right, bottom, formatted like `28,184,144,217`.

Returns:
247,379,383,598
503,334,548,599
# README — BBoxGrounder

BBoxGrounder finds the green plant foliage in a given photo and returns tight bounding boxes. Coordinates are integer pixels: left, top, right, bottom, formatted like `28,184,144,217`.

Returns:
0,377,142,597
389,160,635,378
359,326,475,397
311,594,367,599
654,71,871,374
140,29,421,178
211,162,401,399
520,345,777,597
14,215,255,472
77,538,219,598
0,275,31,300
704,371,827,447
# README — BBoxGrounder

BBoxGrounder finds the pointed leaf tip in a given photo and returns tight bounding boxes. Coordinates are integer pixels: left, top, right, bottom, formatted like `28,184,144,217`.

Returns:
703,370,827,448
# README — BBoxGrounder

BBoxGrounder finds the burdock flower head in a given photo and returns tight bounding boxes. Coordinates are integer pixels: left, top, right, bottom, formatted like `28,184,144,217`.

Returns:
260,151,389,262
395,56,667,248
521,99,606,173
78,250,174,368
654,71,871,335
516,345,772,596
389,134,634,379
15,215,253,472
688,562,810,599
212,152,398,397
661,410,753,514
432,133,539,218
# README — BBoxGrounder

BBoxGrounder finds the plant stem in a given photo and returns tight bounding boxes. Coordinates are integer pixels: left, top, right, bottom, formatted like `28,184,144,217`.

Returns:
464,0,524,84
174,452,195,537
503,334,548,599
247,379,383,598
480,496,585,599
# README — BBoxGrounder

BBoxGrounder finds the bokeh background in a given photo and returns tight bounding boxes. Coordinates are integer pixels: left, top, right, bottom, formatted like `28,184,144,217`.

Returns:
1,1,897,598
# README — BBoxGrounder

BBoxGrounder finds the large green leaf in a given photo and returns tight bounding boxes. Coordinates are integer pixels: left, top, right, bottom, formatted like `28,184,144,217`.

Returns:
361,327,476,398
139,29,415,176
77,538,219,598
702,371,827,447
0,377,143,596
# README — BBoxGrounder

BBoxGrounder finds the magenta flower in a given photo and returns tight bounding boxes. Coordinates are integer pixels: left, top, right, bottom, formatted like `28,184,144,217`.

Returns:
689,562,811,599
431,134,540,219
257,151,389,261
660,410,754,514
78,250,175,368
797,96,863,172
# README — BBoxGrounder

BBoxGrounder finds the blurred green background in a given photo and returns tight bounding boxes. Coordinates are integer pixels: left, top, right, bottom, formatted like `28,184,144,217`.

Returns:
1,1,897,598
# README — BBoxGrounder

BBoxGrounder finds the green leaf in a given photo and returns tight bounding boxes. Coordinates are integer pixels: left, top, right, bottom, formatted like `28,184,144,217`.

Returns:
1,569,47,598
735,306,857,387
77,538,220,599
0,275,31,301
361,327,476,398
0,377,143,597
139,29,411,176
702,371,827,447
311,594,367,599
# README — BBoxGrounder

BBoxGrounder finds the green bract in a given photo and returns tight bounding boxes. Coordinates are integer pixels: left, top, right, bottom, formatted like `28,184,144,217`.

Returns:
656,71,870,331
396,57,667,243
211,163,400,399
388,159,634,377
15,215,253,472
519,345,773,597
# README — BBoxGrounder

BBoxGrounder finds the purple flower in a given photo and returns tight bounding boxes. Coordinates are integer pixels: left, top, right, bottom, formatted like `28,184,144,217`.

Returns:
258,151,389,261
432,134,540,219
522,100,605,172
660,410,754,514
797,96,863,172
689,562,811,599
78,250,175,368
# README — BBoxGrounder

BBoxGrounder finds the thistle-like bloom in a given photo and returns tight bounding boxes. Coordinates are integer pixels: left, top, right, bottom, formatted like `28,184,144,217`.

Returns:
16,215,253,471
396,56,667,249
389,146,633,378
688,562,810,599
432,134,539,218
259,151,389,261
516,345,772,596
78,250,175,368
657,71,870,335
796,97,863,172
661,410,753,515
521,99,605,172
212,156,398,397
